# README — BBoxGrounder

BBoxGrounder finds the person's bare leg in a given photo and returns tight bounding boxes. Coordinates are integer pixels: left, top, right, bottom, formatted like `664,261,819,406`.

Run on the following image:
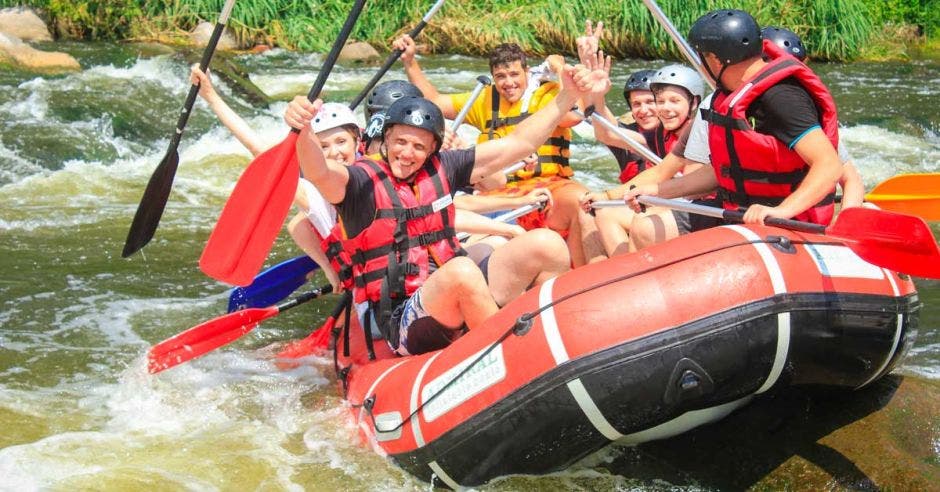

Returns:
595,207,636,257
577,209,607,264
545,181,591,266
485,229,570,307
414,256,498,330
629,207,680,250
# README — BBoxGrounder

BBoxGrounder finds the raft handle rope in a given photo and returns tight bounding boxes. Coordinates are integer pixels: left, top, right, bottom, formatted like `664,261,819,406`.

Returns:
355,234,838,433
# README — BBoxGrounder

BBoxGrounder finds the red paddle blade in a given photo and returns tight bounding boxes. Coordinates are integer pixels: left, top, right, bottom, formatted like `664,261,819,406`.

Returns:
200,132,301,286
148,305,279,374
827,207,940,279
274,317,336,370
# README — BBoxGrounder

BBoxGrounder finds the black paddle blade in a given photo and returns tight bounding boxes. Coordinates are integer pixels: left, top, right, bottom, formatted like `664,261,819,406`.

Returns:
122,149,179,257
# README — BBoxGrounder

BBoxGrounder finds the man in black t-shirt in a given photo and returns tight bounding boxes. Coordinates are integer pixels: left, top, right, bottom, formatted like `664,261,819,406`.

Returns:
286,64,605,356
622,9,843,226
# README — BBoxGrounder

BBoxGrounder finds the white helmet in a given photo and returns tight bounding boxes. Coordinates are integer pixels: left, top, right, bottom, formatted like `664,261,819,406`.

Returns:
311,102,360,135
649,64,705,100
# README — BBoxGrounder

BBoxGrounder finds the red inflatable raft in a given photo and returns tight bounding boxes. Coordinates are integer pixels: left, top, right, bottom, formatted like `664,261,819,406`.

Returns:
288,224,919,487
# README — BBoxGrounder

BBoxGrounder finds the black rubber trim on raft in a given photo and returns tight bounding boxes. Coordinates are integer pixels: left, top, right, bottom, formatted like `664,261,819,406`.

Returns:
391,292,920,487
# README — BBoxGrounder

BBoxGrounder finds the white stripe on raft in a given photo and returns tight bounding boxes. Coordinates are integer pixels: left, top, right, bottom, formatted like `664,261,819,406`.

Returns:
538,277,623,440
724,225,790,394
429,461,461,490
410,352,442,447
857,269,904,389
566,379,624,440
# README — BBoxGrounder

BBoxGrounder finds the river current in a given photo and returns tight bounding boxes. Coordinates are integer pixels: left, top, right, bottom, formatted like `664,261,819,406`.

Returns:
0,42,938,490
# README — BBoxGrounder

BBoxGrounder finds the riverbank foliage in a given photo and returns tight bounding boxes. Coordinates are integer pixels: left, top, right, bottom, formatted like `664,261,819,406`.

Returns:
2,0,936,61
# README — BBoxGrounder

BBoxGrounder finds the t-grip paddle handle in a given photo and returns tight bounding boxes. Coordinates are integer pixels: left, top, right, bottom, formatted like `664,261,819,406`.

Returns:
451,75,491,131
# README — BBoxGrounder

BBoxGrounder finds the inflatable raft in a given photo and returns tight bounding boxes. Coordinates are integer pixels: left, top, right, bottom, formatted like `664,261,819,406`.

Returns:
296,224,919,487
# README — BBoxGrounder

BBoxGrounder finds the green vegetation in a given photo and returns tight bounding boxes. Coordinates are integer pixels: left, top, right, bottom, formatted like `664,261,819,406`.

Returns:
1,0,936,61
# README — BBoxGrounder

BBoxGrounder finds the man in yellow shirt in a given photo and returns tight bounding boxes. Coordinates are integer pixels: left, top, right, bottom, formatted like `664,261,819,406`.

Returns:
394,35,602,266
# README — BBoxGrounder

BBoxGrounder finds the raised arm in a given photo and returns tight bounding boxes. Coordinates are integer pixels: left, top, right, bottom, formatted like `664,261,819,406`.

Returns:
190,65,266,156
286,97,351,204
394,34,458,119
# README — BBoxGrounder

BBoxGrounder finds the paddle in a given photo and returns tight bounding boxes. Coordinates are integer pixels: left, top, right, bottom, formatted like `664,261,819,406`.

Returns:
148,284,334,374
452,75,491,128
864,173,940,221
275,291,353,363
122,0,237,258
592,196,940,279
227,255,319,312
584,107,939,222
198,0,367,287
347,0,446,110
640,0,716,90
456,203,543,241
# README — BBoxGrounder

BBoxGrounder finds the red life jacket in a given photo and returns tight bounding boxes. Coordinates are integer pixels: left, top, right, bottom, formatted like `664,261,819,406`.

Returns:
617,124,668,183
341,156,463,310
318,224,354,290
702,39,839,225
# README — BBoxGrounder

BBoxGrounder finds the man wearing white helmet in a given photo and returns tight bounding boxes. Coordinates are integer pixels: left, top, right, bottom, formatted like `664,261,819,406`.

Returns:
289,64,605,356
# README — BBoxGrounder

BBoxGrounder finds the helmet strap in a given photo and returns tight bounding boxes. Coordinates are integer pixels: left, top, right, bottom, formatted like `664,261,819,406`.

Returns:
701,55,731,93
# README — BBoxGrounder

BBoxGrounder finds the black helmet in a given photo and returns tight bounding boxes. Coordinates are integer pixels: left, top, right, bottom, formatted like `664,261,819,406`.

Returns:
366,80,424,120
688,9,762,66
761,26,806,61
623,69,657,101
382,97,445,152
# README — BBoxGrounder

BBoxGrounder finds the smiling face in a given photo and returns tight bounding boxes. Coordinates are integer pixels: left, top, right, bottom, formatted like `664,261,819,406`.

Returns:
628,90,659,131
317,126,359,167
491,61,528,104
653,86,694,132
384,124,436,180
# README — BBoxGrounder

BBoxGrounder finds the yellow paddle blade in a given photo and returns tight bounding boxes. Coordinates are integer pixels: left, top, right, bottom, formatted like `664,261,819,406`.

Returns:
865,173,940,221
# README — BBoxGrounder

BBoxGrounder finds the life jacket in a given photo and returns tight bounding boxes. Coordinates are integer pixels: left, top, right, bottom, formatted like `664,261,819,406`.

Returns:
319,224,354,290
340,155,464,346
701,39,839,225
616,124,670,183
477,83,574,180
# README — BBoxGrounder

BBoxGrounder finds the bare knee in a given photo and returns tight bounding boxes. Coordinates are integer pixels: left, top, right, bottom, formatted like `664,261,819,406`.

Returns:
442,256,488,292
631,215,658,250
525,228,570,268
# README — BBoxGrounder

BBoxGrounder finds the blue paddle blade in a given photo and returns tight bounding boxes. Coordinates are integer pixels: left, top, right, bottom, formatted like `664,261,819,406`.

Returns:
227,255,319,312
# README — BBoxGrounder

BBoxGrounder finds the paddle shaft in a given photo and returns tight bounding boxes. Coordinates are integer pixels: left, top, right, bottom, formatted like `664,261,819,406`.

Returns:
640,0,716,90
592,197,824,234
452,76,491,130
579,107,663,165
122,0,236,258
173,0,237,147
456,203,541,241
277,284,334,313
348,0,446,110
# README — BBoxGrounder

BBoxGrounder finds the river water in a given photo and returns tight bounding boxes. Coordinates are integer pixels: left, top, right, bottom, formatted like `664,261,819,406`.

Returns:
0,42,938,490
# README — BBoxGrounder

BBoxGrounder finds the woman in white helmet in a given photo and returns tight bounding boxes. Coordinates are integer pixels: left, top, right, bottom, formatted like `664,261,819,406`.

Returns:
190,66,360,292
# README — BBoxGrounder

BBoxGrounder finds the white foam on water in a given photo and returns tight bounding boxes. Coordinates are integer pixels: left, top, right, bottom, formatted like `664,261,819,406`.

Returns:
841,124,940,184
81,56,186,92
0,142,47,184
2,80,48,120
